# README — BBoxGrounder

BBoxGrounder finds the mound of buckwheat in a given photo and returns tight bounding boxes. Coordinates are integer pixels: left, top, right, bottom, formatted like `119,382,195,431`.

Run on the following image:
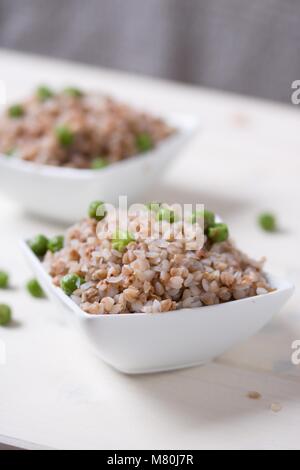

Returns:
30,203,274,315
0,87,175,168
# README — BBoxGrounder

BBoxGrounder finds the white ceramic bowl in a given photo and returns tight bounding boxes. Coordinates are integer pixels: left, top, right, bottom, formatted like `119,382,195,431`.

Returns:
21,240,294,375
0,113,199,224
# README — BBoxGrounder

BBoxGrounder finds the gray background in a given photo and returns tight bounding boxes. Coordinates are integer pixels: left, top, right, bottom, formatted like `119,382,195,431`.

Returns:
0,0,299,103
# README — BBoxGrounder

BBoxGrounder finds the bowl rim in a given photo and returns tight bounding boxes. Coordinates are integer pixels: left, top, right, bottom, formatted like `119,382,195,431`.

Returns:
21,239,295,321
0,112,200,179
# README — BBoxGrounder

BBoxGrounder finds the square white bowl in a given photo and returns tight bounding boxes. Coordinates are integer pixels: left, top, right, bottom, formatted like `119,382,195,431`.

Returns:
0,113,199,224
21,240,294,375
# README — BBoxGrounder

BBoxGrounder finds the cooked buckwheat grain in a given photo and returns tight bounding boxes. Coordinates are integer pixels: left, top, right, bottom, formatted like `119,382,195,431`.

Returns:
0,90,174,168
43,207,273,314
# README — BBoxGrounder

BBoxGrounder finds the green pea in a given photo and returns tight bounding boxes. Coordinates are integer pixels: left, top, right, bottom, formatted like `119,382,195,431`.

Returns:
63,87,83,98
146,202,161,212
48,236,64,253
0,304,12,326
8,104,24,118
190,210,215,232
26,279,45,299
37,86,54,101
91,157,108,170
136,133,153,153
156,208,178,224
0,271,9,289
112,231,134,252
29,234,49,257
55,126,74,147
88,201,106,221
258,213,277,232
61,274,85,296
5,148,16,157
207,223,229,243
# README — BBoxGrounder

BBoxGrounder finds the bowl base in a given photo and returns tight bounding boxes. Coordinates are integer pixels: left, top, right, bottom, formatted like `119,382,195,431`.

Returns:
99,357,212,375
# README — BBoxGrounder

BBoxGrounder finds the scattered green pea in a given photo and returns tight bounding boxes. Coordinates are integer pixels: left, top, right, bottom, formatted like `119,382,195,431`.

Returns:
112,231,134,252
29,234,49,257
91,157,108,170
88,200,106,221
146,202,161,212
5,148,16,157
0,271,9,289
258,213,277,232
190,210,215,232
63,87,83,98
55,126,74,147
26,279,45,299
61,274,85,296
136,133,153,153
0,304,12,326
37,85,54,101
207,223,229,243
156,207,178,224
48,236,64,253
8,104,24,118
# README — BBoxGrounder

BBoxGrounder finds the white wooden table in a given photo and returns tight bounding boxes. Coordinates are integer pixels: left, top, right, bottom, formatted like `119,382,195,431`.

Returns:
0,49,299,450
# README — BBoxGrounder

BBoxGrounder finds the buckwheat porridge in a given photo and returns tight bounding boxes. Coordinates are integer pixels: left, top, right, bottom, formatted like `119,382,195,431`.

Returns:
29,202,273,315
0,86,175,169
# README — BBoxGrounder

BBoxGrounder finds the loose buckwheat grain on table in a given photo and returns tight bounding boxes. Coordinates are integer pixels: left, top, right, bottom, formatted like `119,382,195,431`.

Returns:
43,206,273,315
0,88,174,168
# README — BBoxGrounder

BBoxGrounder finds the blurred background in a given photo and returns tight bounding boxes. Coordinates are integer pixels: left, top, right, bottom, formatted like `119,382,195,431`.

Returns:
0,0,299,104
